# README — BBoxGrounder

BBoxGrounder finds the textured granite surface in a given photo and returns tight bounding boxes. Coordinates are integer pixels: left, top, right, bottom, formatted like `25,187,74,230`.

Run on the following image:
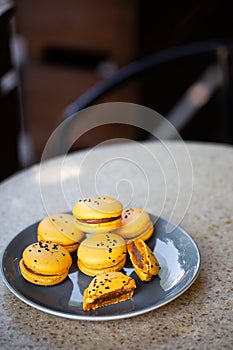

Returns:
0,141,232,350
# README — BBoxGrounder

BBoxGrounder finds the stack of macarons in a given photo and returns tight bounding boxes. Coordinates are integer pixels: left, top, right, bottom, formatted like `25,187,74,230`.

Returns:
19,212,85,286
72,197,154,242
19,195,161,311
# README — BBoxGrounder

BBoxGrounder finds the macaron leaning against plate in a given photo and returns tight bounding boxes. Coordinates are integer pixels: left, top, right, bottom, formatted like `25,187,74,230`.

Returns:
77,233,127,276
19,241,72,286
83,271,136,311
115,207,154,242
127,239,160,281
72,196,123,234
37,213,85,253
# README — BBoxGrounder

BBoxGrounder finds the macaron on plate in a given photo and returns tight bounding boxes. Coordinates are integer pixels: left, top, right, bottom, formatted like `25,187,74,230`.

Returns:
0,214,200,321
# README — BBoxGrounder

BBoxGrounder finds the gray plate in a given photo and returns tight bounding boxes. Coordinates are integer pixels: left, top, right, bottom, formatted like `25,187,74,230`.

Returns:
0,216,200,321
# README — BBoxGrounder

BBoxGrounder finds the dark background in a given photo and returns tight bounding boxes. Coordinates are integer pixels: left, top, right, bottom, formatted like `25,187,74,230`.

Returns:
1,0,233,181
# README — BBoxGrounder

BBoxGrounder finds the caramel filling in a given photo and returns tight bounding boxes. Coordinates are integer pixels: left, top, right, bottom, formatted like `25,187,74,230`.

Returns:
92,290,132,305
131,242,143,268
22,261,60,277
78,215,121,224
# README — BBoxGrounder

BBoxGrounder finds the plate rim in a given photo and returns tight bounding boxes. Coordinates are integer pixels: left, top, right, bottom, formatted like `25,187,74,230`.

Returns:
0,216,201,321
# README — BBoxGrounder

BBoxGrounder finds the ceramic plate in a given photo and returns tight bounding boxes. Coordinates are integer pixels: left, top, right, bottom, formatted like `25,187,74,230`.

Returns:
0,216,200,321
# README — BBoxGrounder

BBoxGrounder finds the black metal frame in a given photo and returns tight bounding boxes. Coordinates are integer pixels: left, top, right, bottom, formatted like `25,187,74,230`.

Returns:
62,40,233,119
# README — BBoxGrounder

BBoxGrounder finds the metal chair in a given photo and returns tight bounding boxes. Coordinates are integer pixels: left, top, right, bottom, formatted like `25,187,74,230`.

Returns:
51,40,233,156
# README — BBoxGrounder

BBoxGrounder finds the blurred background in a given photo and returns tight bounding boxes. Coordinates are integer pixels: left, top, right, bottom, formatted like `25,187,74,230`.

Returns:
1,0,233,181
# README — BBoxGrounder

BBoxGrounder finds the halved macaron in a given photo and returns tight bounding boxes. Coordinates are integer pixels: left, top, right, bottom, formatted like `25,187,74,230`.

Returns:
19,241,72,286
83,271,136,311
127,239,160,281
72,196,123,233
37,213,85,253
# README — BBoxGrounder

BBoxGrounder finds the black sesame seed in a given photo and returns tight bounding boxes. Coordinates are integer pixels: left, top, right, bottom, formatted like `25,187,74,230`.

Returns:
34,260,37,262
105,286,110,289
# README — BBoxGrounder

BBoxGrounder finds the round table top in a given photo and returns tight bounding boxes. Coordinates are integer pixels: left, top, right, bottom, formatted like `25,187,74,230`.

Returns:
0,140,232,349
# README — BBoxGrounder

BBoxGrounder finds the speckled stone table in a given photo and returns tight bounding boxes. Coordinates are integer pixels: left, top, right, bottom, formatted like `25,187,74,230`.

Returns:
0,141,232,350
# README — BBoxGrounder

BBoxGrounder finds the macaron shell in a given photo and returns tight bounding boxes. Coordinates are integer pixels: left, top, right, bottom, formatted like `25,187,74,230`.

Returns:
77,233,127,276
115,208,154,241
83,271,136,310
22,242,72,275
38,214,85,245
78,257,126,276
72,196,123,220
61,242,80,253
77,233,127,267
136,225,154,242
127,239,160,281
19,259,68,286
74,216,122,234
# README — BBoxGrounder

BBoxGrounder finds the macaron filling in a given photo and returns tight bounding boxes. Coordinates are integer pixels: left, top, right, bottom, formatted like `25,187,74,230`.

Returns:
77,216,121,224
130,241,143,269
21,261,62,277
90,290,133,306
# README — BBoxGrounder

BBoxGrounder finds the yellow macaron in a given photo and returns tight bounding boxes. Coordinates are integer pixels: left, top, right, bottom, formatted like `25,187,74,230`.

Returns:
77,233,127,276
83,271,136,311
127,239,160,281
19,241,72,286
37,213,85,253
115,208,154,241
72,196,123,234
